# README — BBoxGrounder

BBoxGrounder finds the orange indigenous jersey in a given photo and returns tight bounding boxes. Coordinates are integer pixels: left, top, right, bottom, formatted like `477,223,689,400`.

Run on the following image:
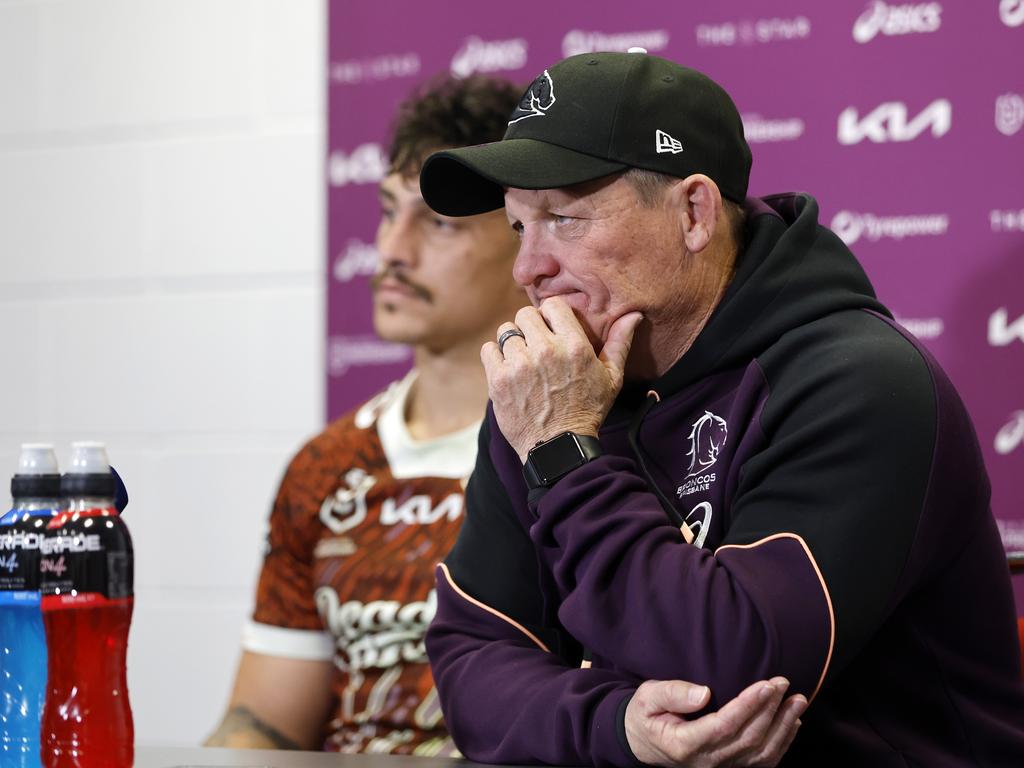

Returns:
245,374,478,754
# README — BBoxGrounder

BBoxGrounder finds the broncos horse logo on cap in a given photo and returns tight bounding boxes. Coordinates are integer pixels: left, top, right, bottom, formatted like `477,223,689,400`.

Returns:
685,411,728,479
508,70,556,124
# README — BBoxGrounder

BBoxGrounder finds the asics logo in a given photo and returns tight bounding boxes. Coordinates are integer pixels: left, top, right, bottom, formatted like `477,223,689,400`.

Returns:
995,412,1024,455
852,1,942,43
328,143,386,187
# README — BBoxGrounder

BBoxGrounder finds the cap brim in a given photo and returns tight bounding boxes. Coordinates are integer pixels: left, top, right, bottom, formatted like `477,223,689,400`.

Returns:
420,139,628,216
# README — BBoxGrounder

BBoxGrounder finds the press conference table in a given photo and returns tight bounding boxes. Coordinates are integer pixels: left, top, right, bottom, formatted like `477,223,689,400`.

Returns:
135,746,502,768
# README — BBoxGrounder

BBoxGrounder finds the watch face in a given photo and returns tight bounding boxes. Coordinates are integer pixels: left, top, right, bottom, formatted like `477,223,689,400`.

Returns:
532,433,585,485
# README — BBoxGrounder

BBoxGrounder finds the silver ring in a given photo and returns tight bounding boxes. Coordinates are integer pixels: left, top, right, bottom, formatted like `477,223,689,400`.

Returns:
497,328,526,355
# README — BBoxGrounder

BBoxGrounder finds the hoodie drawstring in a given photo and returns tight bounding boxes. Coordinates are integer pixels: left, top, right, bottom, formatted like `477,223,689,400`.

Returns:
626,390,686,529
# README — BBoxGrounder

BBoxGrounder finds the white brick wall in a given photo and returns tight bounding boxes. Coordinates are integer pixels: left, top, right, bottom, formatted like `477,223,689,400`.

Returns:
0,0,326,746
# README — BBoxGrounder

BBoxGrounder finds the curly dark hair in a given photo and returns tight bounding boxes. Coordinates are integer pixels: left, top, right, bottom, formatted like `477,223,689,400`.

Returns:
388,73,522,179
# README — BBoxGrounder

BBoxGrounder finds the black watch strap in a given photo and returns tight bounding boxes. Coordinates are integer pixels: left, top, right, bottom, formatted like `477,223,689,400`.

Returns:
523,431,603,490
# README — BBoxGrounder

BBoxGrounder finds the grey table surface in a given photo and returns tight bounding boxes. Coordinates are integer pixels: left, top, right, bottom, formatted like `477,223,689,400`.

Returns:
135,746,495,768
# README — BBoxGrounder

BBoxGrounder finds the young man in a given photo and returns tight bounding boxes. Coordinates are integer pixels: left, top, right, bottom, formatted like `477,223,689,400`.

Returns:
204,74,526,754
419,52,1024,766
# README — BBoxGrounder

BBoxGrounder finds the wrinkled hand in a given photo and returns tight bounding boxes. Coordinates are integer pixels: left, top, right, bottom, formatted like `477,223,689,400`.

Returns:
481,297,644,462
624,678,807,768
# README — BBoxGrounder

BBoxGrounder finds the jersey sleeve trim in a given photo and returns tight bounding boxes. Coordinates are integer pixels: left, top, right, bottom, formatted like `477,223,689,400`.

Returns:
241,620,335,661
438,563,551,653
715,532,835,700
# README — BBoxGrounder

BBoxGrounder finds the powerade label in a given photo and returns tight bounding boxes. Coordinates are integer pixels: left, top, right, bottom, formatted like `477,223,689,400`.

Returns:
0,590,41,607
0,509,58,594
39,507,134,601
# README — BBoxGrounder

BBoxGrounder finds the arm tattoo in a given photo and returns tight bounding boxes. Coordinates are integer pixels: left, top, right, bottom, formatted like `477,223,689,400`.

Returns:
205,705,302,750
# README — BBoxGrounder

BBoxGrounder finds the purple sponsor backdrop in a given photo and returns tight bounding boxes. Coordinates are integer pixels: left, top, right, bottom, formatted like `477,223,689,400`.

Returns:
327,1,1024,609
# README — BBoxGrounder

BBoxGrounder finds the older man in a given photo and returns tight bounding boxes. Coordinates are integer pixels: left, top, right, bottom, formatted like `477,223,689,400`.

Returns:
205,70,796,761
419,52,1024,766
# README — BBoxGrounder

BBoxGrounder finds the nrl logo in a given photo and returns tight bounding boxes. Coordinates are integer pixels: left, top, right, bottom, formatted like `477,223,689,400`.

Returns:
319,468,376,534
508,70,555,124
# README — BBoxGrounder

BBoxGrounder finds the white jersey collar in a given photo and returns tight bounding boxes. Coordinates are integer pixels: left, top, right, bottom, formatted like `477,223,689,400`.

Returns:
374,371,480,480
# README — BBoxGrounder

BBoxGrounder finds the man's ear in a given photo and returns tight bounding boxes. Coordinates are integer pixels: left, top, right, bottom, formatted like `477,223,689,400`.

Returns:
668,174,723,254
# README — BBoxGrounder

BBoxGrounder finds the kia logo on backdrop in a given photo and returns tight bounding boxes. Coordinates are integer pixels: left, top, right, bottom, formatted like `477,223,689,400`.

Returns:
995,93,1024,136
562,29,669,56
328,144,387,187
838,99,951,144
1000,0,1024,27
988,308,1024,347
995,411,1024,455
450,37,528,78
852,1,942,43
333,240,379,283
830,210,949,245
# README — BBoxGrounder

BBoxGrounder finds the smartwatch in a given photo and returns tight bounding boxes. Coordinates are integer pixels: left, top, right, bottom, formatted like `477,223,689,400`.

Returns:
523,431,603,490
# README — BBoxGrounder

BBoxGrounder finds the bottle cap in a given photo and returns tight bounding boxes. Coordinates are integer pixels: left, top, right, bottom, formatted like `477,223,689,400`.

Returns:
67,441,111,474
61,441,115,498
11,443,61,498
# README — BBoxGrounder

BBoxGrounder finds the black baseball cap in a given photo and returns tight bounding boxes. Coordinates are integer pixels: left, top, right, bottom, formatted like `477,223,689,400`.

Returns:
420,50,752,216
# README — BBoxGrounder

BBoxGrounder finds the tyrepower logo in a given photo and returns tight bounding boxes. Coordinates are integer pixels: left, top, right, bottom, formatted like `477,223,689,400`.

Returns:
450,37,528,78
742,114,805,143
328,336,411,376
852,1,942,43
562,29,669,56
696,16,810,46
1000,0,1024,27
838,99,951,144
328,143,387,187
988,308,1024,346
333,239,378,283
830,210,949,245
995,93,1024,136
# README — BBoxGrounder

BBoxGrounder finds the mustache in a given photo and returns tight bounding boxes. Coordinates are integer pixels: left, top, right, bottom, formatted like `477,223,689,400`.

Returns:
370,266,433,303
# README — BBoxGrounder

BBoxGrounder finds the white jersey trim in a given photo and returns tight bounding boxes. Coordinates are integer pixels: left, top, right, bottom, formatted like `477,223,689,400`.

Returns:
374,371,481,480
241,620,335,661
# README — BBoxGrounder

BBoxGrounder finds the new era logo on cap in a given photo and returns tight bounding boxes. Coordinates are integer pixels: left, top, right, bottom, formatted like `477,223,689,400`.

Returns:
656,129,683,154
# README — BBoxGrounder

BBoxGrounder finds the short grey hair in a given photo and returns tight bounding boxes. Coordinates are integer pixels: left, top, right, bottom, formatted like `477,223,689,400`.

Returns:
622,167,746,249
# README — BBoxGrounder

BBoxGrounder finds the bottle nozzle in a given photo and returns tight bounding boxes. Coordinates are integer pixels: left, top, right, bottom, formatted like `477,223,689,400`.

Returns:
17,443,59,476
67,441,111,475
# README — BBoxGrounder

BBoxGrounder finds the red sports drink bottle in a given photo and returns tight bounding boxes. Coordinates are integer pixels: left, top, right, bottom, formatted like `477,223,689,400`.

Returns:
40,442,133,768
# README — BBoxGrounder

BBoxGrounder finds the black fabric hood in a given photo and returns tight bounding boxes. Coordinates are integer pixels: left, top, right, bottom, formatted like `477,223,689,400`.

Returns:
615,192,889,411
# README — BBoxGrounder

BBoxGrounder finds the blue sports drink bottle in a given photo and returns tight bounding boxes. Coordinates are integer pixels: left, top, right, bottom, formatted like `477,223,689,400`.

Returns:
0,444,62,767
